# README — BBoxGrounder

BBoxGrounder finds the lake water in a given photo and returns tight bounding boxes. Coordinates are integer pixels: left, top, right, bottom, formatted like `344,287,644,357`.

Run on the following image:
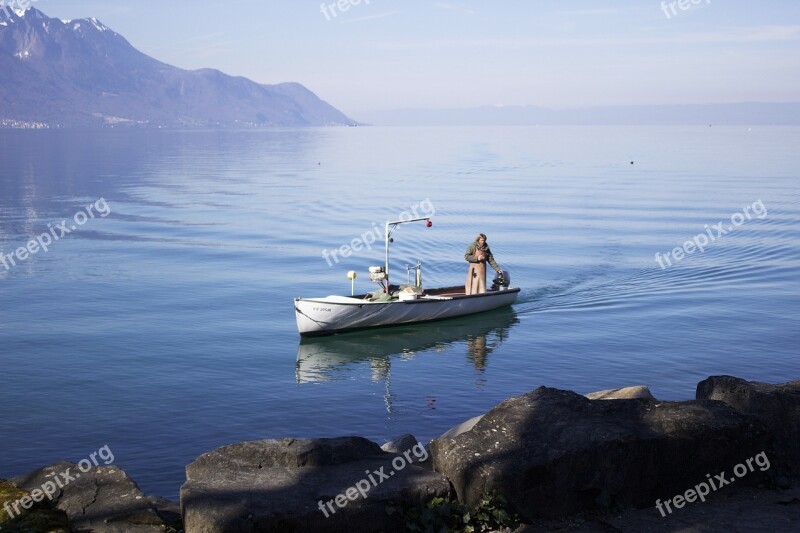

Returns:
1,126,798,500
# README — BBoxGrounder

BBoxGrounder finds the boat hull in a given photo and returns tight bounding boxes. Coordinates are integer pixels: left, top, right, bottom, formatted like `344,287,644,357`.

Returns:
294,286,520,337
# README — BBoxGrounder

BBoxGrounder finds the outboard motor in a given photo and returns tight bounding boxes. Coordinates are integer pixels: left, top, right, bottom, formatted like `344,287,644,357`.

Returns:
491,270,510,291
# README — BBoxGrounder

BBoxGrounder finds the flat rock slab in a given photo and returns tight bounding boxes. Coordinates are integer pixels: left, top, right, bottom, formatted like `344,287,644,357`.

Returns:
430,386,771,521
438,414,485,440
180,436,451,533
10,461,172,532
697,375,800,476
513,482,800,532
381,434,420,454
585,385,655,401
607,481,800,532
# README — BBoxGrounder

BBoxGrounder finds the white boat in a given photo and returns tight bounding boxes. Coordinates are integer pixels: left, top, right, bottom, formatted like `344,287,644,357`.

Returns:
294,216,520,337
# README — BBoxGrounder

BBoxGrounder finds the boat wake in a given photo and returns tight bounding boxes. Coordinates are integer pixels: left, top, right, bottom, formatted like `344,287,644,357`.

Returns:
512,237,795,316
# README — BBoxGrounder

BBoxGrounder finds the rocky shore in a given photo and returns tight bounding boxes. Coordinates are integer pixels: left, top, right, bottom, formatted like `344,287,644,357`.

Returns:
2,375,798,532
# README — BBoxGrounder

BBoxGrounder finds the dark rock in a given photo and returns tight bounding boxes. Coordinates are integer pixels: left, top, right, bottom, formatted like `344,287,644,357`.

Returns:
430,386,770,521
10,461,172,532
697,375,800,476
180,436,451,532
381,434,420,454
147,495,183,530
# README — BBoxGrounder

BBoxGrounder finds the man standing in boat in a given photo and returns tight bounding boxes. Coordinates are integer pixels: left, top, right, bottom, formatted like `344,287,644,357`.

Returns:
465,233,502,295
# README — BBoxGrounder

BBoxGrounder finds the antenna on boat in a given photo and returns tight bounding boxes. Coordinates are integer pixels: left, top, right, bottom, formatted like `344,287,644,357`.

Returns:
384,216,432,289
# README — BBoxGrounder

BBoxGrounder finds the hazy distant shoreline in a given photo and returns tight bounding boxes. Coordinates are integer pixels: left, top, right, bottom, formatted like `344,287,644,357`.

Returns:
355,102,800,127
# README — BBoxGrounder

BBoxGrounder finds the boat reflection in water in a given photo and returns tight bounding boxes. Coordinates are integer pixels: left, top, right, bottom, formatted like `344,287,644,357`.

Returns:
295,306,520,393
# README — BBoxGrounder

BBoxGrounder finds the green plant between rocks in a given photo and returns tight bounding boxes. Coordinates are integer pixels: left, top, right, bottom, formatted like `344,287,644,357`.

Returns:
387,490,519,533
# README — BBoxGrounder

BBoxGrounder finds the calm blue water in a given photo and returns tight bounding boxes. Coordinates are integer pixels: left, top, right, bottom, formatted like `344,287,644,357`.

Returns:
1,126,798,500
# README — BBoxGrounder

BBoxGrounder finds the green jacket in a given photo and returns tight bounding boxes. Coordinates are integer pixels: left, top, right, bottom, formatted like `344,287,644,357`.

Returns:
465,241,500,272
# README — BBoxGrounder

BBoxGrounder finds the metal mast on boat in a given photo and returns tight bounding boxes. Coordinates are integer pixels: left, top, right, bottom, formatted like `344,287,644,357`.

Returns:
384,216,432,287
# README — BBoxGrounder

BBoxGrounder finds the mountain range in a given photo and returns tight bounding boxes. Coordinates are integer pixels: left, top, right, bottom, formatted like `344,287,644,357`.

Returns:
0,7,355,128
3,7,798,128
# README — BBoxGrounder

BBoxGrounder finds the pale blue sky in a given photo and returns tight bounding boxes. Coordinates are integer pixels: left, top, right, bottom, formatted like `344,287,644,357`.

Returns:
31,1,800,117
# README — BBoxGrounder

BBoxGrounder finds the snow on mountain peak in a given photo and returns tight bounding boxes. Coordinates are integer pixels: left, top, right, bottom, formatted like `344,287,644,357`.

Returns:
12,6,45,18
0,6,47,23
59,16,111,34
89,17,108,32
0,6,110,33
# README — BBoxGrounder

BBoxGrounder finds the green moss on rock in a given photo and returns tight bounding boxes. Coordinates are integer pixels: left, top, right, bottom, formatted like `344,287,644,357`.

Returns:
0,480,69,532
0,480,30,524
